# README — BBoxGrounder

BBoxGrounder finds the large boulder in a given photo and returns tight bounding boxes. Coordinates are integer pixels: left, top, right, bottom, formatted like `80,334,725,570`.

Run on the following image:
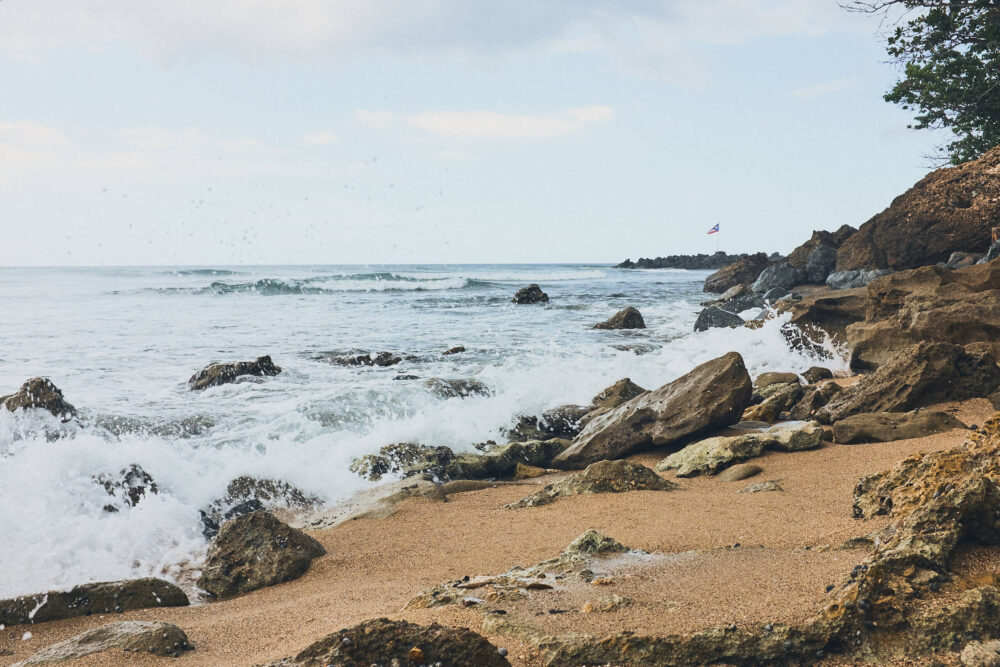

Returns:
553,352,752,468
752,263,805,293
197,511,326,598
512,284,548,304
0,579,188,626
0,378,76,420
832,410,966,444
188,355,281,390
817,342,1000,424
265,618,510,667
504,460,678,509
703,253,770,293
836,146,1000,272
13,621,193,664
693,306,744,332
593,306,645,330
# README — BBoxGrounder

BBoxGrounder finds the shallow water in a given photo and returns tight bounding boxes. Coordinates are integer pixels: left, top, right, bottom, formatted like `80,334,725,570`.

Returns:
0,264,845,597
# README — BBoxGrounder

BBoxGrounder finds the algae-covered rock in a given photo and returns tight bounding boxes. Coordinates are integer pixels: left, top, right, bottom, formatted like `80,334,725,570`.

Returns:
512,284,548,304
505,460,678,509
12,621,193,664
0,579,188,626
593,306,645,330
0,377,76,420
188,355,281,390
423,377,491,399
441,439,570,480
350,443,456,481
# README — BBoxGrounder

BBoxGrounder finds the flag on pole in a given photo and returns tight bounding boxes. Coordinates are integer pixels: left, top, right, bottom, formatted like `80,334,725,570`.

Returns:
708,223,719,235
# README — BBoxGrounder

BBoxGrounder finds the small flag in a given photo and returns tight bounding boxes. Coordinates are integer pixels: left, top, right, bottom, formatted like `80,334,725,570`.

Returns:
708,223,719,235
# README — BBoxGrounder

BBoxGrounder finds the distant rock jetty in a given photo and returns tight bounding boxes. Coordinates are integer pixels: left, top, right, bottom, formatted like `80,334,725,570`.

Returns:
616,251,781,270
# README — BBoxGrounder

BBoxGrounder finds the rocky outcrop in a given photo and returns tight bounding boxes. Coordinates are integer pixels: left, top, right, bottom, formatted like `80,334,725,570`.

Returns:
188,355,281,390
593,306,645,330
788,226,856,285
693,306,744,332
197,511,325,598
836,146,1000,272
12,621,193,664
0,578,188,626
620,251,774,272
0,378,76,420
832,410,966,444
655,421,823,477
702,253,771,293
512,284,548,304
817,342,1000,423
504,460,678,508
423,377,491,399
752,263,805,293
265,618,510,667
553,352,752,468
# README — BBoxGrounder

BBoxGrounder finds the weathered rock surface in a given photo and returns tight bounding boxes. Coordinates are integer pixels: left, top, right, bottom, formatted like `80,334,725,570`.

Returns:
802,366,833,384
265,618,510,667
805,244,839,284
590,378,646,411
12,621,193,665
743,382,804,423
199,476,321,537
188,355,281,390
738,481,783,494
788,381,842,421
351,443,457,482
505,405,590,442
505,460,678,509
656,421,823,477
817,342,1000,423
0,378,76,420
693,306,744,332
512,284,548,304
0,579,188,626
322,351,403,367
788,226,857,269
754,372,800,389
593,306,645,330
961,639,1000,666
825,268,893,290
832,410,966,444
197,511,325,598
442,439,570,481
423,377,491,399
553,352,752,468
703,253,771,293
752,262,805,293
948,251,983,270
717,462,763,482
836,145,1000,271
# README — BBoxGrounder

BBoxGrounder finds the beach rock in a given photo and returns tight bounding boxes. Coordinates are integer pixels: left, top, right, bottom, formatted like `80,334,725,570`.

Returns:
755,372,799,389
817,342,1000,423
718,463,763,482
656,421,822,477
703,253,770,293
693,306,744,332
709,284,764,312
0,378,76,420
199,476,321,538
788,382,841,420
739,481,783,493
12,621,193,664
961,640,1000,666
441,439,570,480
782,288,869,343
515,462,547,479
832,410,966,444
802,366,833,384
752,263,805,293
94,464,158,511
836,146,1000,272
0,579,188,626
948,251,983,270
350,443,456,482
554,352,752,468
590,378,646,411
805,244,838,284
188,355,281,390
825,269,892,290
512,284,548,304
505,405,590,442
424,377,491,399
443,345,466,355
323,351,403,367
505,460,678,509
593,306,645,330
742,382,803,423
197,511,325,598
265,618,510,667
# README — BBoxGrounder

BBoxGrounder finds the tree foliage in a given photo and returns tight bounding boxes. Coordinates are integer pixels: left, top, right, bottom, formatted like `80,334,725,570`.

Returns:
848,0,1000,164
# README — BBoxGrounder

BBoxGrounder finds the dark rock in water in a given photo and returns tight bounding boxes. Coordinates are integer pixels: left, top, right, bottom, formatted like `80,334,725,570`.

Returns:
200,476,321,538
0,578,188,626
505,405,590,442
188,355,281,390
825,269,892,290
947,251,982,269
832,410,966,444
554,352,752,468
94,464,158,511
693,306,744,332
264,618,511,667
752,263,805,293
836,146,1000,271
15,621,194,663
0,377,76,420
393,374,420,381
322,351,403,367
802,366,833,384
620,251,766,272
197,511,325,598
443,345,466,355
93,414,215,438
424,377,491,399
591,378,646,411
817,342,1000,423
593,306,645,330
703,253,771,293
504,460,678,509
511,284,548,304
350,443,456,482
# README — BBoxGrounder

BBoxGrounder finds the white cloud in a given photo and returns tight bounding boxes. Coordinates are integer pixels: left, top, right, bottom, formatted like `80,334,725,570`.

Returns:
354,110,396,130
301,130,338,145
356,106,613,140
790,78,855,100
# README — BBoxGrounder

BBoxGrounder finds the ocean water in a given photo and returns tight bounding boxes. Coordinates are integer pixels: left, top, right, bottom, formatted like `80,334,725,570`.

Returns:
0,264,846,598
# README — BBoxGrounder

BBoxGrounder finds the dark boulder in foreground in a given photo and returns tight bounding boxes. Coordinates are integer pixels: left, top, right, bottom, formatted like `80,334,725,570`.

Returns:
703,253,771,293
0,377,76,420
16,621,194,663
0,578,188,626
198,511,325,599
511,284,548,304
505,459,678,509
832,410,966,444
817,341,1000,423
693,306,744,332
593,306,645,330
188,355,281,390
553,352,752,468
265,618,510,667
836,145,1000,272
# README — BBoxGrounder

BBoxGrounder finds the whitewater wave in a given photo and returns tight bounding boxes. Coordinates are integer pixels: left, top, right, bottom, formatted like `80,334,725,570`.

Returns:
201,275,470,295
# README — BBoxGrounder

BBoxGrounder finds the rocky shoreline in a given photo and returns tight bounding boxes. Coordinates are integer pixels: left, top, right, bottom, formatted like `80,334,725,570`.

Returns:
4,148,1000,665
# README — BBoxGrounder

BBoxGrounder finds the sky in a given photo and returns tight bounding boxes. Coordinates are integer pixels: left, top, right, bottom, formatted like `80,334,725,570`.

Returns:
0,0,948,266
